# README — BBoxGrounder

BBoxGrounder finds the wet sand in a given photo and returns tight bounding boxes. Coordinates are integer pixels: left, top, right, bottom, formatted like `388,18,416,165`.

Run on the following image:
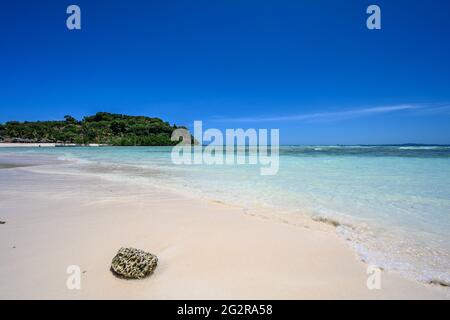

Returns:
0,159,448,299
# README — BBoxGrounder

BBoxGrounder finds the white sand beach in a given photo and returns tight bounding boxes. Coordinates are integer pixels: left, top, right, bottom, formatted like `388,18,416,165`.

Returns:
0,157,448,299
0,143,56,148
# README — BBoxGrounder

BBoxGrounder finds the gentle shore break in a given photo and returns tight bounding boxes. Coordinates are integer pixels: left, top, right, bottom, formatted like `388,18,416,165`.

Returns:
0,155,448,299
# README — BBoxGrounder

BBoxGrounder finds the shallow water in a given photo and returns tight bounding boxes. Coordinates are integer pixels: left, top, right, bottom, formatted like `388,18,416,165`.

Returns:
1,145,449,285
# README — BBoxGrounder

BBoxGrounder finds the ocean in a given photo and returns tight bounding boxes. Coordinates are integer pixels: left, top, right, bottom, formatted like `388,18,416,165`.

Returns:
1,145,449,285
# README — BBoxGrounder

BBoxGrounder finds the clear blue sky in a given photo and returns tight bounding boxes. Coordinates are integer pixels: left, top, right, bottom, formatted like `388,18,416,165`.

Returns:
1,0,449,144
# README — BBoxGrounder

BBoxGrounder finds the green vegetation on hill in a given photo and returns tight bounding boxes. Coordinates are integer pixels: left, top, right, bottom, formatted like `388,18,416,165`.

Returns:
0,112,186,146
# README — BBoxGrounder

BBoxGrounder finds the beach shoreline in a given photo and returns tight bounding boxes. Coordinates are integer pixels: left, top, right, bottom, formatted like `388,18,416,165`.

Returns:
0,143,56,148
0,156,448,299
0,143,110,148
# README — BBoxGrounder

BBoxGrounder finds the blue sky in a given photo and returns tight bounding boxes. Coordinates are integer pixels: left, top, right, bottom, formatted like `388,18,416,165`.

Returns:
1,0,450,144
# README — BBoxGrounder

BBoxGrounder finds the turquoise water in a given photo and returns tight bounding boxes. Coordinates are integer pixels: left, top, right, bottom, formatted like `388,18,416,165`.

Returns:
1,145,449,284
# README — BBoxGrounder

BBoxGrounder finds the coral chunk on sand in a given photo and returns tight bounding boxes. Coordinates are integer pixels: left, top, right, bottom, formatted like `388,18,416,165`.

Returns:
111,247,158,279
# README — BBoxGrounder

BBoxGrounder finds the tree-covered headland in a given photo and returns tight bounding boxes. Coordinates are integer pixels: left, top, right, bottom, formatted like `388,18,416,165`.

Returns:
0,112,187,146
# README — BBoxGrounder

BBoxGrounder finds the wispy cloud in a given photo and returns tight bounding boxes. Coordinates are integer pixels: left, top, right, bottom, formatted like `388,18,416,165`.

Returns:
214,104,445,123
414,104,450,116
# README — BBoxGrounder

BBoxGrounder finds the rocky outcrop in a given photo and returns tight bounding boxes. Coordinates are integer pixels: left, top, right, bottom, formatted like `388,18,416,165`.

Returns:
111,247,158,279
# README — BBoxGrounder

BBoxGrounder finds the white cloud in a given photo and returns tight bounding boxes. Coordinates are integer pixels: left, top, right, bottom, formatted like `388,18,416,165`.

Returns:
215,104,433,123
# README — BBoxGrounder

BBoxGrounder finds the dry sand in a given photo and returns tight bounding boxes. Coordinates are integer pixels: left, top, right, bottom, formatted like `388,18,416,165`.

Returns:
0,164,448,299
0,143,56,148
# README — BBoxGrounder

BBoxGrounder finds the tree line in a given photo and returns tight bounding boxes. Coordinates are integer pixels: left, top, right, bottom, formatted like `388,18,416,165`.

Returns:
0,112,186,146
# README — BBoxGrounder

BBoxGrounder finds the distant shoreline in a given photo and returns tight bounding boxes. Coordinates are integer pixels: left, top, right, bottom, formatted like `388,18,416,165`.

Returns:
0,143,56,148
1,142,449,148
0,143,109,148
